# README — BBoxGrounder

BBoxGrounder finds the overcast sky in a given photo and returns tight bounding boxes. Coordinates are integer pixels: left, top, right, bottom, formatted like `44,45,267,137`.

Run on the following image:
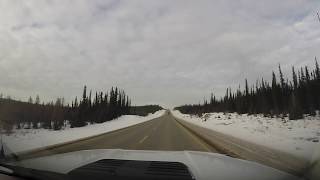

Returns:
0,0,320,108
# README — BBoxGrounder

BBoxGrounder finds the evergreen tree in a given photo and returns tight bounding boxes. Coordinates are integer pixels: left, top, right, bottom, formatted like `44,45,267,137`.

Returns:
35,95,40,104
289,93,303,120
315,57,320,80
271,72,279,115
175,61,319,120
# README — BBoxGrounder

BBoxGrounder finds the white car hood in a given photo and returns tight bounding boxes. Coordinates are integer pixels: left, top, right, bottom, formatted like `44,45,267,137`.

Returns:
10,149,301,180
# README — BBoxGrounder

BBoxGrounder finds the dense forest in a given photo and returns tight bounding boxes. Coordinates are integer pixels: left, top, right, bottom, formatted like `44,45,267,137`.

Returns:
130,105,163,116
0,86,131,133
175,58,320,120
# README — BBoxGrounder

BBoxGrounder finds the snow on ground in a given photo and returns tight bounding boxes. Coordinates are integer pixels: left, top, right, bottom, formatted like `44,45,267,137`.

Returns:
172,110,320,161
2,110,165,155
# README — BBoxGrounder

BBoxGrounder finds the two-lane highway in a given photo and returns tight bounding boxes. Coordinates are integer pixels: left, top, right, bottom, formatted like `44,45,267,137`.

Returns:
15,111,307,176
19,111,218,160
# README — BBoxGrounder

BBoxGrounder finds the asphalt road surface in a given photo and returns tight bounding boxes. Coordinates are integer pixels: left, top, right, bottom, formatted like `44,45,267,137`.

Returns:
18,111,218,160
15,111,308,176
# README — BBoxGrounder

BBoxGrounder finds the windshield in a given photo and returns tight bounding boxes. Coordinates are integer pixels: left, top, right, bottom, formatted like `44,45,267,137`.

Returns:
0,1,320,180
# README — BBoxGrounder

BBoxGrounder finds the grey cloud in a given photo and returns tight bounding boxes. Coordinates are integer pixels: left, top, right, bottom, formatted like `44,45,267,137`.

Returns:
0,0,320,108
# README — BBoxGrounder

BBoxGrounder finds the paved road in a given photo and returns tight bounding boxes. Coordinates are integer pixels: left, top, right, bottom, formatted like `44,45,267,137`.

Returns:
15,111,307,176
18,111,218,160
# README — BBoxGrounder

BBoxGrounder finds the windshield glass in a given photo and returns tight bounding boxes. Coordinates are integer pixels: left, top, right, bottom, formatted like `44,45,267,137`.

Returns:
0,1,320,180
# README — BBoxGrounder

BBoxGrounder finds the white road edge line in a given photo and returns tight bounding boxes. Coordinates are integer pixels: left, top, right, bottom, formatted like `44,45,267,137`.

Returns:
174,119,212,152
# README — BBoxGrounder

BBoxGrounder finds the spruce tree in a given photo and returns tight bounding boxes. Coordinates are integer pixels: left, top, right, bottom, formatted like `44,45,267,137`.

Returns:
271,72,279,115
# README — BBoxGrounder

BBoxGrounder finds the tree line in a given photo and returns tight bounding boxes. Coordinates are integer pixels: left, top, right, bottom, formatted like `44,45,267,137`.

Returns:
175,58,320,120
0,86,131,133
129,105,163,116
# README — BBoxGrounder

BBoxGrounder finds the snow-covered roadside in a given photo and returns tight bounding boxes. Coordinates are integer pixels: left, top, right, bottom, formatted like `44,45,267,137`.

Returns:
2,110,165,155
172,110,320,161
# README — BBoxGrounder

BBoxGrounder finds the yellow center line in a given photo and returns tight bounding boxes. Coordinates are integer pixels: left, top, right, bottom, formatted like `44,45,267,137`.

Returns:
139,135,149,144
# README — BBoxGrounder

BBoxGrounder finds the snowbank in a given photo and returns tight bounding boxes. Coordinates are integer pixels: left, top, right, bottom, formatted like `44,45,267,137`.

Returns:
172,110,320,161
2,110,165,154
